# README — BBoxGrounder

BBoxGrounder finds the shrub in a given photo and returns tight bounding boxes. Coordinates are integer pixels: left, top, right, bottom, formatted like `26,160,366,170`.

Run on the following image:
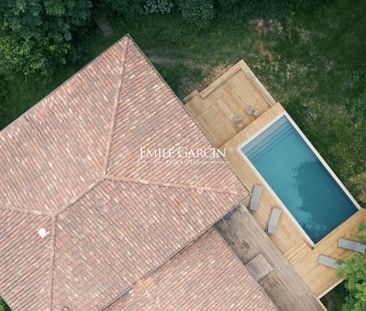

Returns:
0,0,92,77
145,0,174,14
97,0,144,17
337,224,366,311
217,0,243,12
350,172,366,204
177,0,215,29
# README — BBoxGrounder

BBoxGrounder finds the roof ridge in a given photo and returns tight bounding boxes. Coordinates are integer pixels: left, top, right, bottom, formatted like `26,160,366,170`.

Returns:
0,35,131,218
55,179,103,216
0,35,247,311
104,175,240,195
0,205,53,216
47,215,57,311
125,36,183,111
102,38,130,174
0,35,131,136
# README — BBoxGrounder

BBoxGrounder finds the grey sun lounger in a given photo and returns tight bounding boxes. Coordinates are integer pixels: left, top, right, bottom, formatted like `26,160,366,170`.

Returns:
249,185,263,212
318,255,343,269
338,238,366,253
266,207,282,234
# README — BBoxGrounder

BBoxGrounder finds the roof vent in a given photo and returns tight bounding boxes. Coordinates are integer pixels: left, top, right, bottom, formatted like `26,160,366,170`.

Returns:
38,228,49,239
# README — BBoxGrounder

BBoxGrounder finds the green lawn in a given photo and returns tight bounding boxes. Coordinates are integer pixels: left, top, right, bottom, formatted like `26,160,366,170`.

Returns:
0,0,365,208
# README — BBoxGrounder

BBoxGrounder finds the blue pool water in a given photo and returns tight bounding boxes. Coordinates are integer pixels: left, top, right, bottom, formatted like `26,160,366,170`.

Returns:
242,116,358,243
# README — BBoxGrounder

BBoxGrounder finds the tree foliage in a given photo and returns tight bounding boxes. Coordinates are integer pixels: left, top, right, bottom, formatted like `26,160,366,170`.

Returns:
337,224,366,311
350,172,366,204
217,0,244,12
0,0,327,77
177,0,215,29
0,297,10,311
144,0,174,15
94,0,144,17
0,0,92,76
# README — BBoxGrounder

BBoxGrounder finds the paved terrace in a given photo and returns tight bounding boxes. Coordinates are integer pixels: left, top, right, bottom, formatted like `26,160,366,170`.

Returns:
184,60,366,300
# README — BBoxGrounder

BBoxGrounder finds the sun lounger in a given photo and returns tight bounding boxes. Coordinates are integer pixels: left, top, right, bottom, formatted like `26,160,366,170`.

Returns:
318,255,343,269
266,207,281,234
249,185,263,212
338,238,366,253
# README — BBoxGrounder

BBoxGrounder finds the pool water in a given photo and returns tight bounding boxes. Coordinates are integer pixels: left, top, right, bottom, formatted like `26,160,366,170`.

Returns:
242,116,358,243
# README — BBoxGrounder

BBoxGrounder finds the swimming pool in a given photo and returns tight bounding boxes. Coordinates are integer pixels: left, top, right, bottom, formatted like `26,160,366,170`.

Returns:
241,115,358,244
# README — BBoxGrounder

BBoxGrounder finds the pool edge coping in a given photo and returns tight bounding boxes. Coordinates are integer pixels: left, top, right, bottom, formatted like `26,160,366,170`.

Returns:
236,110,361,247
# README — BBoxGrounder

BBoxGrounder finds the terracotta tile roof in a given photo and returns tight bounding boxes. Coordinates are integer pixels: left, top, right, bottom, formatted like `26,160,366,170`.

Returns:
106,230,278,311
0,35,247,311
0,210,53,310
0,39,126,215
106,41,240,192
51,180,242,309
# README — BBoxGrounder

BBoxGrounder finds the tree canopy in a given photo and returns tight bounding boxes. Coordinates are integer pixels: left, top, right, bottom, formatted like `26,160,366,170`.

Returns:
0,0,93,76
0,0,322,77
0,297,10,311
337,224,366,311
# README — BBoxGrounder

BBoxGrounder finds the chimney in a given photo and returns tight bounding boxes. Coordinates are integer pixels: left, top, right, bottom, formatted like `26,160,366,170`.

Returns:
38,228,50,239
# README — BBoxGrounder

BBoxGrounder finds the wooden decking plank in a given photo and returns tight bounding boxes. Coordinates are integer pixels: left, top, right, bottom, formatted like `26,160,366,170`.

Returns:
185,60,274,147
216,206,324,311
245,253,274,281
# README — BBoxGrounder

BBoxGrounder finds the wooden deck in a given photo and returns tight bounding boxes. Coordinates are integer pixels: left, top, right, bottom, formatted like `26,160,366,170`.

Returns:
216,206,325,311
185,60,276,147
185,60,366,299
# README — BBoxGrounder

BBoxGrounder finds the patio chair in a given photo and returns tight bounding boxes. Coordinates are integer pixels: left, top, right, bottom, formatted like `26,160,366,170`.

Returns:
266,207,282,234
318,255,343,269
233,113,244,129
249,185,263,212
245,106,260,118
338,238,366,253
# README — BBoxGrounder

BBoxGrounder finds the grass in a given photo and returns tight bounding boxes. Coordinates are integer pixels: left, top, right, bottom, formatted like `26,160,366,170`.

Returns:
321,282,347,311
0,0,365,207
